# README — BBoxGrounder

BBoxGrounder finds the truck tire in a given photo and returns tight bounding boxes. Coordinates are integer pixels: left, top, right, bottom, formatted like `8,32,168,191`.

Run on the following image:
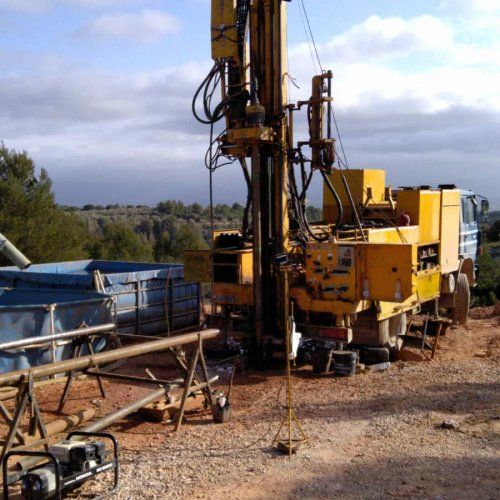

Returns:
452,272,470,325
379,313,407,351
352,311,406,350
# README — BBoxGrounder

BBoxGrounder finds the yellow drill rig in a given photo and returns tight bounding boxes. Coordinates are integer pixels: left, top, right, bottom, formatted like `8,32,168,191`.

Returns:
185,0,483,359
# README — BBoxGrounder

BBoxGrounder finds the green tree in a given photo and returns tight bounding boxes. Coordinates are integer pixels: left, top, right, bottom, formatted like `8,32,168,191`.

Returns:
474,251,500,306
0,143,90,264
154,221,207,262
88,222,152,262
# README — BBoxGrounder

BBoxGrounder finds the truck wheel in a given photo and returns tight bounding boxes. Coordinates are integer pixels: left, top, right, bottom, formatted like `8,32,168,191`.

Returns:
379,313,407,351
452,272,470,325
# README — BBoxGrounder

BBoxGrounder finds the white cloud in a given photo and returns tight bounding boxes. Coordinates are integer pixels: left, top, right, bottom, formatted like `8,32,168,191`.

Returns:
80,9,181,43
318,15,454,62
441,0,500,15
0,11,499,206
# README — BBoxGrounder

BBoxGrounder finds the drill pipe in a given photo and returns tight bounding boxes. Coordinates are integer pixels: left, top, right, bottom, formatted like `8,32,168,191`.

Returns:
15,377,218,471
0,329,219,388
0,323,116,351
82,375,218,433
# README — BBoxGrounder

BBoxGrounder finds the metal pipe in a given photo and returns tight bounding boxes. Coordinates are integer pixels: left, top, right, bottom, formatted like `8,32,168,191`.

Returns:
252,145,263,345
0,323,116,351
48,304,57,366
85,371,184,387
14,386,170,471
0,232,31,269
82,375,219,434
22,409,95,443
0,329,219,387
82,387,169,433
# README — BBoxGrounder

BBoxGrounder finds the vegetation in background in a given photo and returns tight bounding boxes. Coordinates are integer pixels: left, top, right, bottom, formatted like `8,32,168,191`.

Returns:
474,252,499,306
476,210,500,306
0,143,89,265
0,145,206,265
1,144,498,306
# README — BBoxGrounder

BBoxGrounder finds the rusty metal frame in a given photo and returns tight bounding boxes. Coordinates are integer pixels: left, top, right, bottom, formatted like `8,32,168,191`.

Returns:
0,329,219,464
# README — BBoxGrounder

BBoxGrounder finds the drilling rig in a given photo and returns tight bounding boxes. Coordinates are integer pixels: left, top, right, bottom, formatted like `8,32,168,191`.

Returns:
186,0,484,360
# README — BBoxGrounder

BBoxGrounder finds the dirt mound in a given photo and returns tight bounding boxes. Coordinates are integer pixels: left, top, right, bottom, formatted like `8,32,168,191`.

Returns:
469,304,499,320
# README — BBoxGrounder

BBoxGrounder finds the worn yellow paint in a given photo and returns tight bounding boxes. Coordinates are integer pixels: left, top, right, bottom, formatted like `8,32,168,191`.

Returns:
290,286,370,315
213,282,253,306
211,0,238,60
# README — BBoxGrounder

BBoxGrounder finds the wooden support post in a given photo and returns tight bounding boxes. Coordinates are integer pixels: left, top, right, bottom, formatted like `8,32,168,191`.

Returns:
431,323,443,360
57,339,82,412
58,334,107,412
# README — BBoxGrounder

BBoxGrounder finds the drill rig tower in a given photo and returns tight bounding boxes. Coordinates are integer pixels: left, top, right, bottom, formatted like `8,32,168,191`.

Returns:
191,0,334,350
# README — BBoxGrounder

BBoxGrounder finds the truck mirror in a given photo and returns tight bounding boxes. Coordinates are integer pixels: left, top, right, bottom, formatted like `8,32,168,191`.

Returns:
480,199,489,216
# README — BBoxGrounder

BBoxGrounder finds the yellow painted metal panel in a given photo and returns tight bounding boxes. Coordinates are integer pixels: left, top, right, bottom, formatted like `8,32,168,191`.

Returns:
367,226,419,244
323,169,386,221
397,189,441,242
184,250,211,283
364,243,416,302
415,270,441,302
240,251,253,283
440,189,460,274
290,286,370,315
211,0,238,59
306,242,357,301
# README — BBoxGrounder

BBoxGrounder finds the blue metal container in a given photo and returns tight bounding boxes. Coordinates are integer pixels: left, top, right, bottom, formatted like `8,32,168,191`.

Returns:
0,288,113,373
0,260,200,336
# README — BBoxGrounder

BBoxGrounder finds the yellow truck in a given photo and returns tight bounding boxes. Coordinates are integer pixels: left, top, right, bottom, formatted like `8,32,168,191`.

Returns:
185,0,486,358
186,168,484,352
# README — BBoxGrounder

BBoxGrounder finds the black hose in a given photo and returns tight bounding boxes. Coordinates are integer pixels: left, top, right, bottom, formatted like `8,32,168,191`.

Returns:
192,63,228,125
289,164,329,243
240,158,252,240
321,169,343,231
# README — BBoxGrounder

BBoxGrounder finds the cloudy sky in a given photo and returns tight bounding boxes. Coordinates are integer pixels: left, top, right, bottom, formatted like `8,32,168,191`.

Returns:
0,0,499,207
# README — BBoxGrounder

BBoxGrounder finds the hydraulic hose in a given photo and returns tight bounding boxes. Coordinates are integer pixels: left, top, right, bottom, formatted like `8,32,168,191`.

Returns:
321,169,343,232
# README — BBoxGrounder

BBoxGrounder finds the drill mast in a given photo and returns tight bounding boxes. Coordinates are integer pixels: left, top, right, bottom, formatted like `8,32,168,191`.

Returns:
193,0,334,349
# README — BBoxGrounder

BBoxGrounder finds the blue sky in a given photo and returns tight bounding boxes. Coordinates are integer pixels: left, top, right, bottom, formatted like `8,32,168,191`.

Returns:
0,0,499,207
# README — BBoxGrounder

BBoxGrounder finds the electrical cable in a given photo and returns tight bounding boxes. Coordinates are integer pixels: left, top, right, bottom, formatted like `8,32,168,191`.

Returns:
297,0,318,75
300,0,323,73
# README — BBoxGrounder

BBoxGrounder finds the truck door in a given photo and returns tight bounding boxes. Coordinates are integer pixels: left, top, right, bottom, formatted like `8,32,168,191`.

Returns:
459,194,479,263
